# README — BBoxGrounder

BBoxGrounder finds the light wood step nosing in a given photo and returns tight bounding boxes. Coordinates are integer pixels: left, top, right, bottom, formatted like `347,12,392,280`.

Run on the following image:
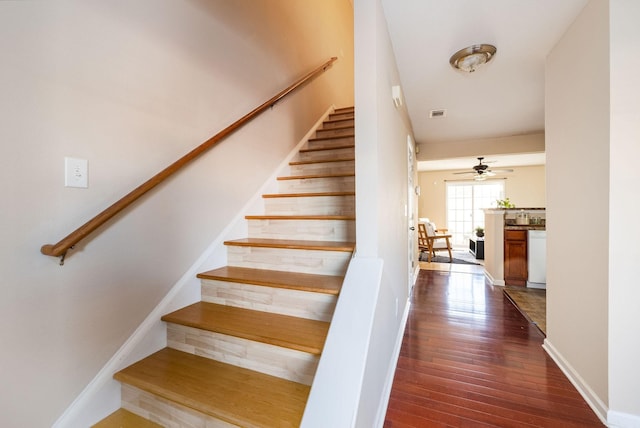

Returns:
92,408,163,428
322,118,354,126
246,215,355,220
277,172,355,181
289,157,355,166
262,191,355,198
329,111,354,117
323,123,354,129
114,348,309,427
223,238,355,252
317,125,354,132
327,116,354,121
333,106,354,112
308,134,355,142
197,266,343,295
161,302,328,355
299,144,354,153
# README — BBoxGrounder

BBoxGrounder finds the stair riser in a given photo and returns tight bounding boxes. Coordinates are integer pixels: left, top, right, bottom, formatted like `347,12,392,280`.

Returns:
321,118,354,129
247,219,355,242
166,324,319,385
306,136,354,150
227,246,352,276
121,385,234,428
315,127,354,138
201,279,337,321
296,146,354,162
328,112,354,121
278,176,355,193
264,195,355,216
289,160,354,176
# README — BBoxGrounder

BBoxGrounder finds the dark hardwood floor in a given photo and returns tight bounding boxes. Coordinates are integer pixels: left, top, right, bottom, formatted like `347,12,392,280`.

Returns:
384,270,604,427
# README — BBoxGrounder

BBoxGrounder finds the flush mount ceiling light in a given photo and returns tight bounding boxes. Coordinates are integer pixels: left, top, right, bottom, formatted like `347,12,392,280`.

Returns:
449,44,497,73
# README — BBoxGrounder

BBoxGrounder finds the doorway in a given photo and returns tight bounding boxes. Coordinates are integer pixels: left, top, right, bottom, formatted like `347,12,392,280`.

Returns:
446,180,504,246
407,135,417,293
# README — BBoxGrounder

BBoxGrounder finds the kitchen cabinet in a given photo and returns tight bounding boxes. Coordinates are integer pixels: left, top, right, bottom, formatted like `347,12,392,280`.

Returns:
504,229,527,286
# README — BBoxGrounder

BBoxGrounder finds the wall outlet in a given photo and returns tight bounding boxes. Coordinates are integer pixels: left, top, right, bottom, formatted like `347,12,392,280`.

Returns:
65,157,88,188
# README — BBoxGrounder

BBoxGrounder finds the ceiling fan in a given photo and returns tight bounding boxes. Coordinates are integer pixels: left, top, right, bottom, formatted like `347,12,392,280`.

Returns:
453,157,513,181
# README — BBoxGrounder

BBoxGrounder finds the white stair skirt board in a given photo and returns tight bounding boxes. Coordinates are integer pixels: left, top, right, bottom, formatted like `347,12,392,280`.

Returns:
300,257,384,428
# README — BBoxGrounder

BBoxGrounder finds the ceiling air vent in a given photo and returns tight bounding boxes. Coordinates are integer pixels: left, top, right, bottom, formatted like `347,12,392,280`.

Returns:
429,109,447,118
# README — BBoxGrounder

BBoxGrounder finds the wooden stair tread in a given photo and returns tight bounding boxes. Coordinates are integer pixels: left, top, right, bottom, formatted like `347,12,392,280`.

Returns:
246,214,355,220
299,144,354,153
289,157,354,165
333,106,354,112
114,348,309,427
92,409,162,428
262,191,355,198
308,133,355,142
317,124,354,132
162,302,329,354
326,111,353,116
197,266,343,294
323,117,354,125
224,237,355,252
277,172,355,180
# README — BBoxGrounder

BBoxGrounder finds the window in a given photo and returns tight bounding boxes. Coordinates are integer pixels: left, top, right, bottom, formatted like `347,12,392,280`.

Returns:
446,181,505,246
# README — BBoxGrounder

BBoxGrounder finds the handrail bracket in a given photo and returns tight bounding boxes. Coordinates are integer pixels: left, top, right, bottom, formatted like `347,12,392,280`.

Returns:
59,251,68,266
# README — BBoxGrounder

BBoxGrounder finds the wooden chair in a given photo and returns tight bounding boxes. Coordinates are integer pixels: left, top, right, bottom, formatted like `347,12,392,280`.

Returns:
418,222,452,262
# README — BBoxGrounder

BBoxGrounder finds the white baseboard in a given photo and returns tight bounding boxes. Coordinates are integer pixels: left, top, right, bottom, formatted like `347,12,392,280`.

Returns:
52,106,335,428
484,270,505,286
374,297,411,428
608,410,640,428
412,265,420,285
542,339,608,426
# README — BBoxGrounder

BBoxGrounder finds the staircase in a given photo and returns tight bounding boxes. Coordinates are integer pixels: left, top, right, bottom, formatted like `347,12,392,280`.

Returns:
94,107,355,428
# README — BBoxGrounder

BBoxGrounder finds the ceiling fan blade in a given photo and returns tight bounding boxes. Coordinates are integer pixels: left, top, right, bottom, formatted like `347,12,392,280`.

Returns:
487,168,514,173
452,171,477,175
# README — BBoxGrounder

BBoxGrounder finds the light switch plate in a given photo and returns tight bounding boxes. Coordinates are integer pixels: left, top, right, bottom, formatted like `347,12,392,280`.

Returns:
65,157,88,188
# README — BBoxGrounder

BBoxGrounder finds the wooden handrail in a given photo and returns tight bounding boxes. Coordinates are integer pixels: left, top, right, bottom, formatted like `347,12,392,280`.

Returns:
42,57,338,264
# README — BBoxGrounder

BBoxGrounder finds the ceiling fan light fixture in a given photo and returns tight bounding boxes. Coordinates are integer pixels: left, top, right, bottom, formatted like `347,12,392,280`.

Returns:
449,44,497,73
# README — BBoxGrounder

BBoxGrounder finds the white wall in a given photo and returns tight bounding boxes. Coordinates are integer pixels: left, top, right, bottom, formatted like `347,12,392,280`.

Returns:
418,165,546,229
0,1,354,426
608,0,640,424
545,0,610,418
353,0,416,425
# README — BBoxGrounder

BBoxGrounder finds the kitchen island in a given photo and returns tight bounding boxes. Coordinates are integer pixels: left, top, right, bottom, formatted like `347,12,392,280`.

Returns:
484,208,546,287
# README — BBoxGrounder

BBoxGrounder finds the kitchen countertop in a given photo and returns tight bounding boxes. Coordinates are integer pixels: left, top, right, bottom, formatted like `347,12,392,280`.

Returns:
486,207,547,212
504,225,546,230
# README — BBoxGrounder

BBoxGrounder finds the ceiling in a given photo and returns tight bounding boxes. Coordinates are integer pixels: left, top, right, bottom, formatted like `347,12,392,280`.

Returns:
380,0,589,171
